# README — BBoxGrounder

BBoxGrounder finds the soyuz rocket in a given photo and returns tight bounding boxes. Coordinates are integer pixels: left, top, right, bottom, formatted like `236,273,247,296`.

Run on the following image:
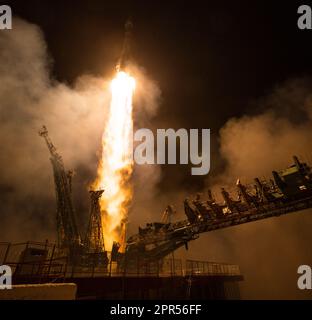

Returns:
116,18,133,72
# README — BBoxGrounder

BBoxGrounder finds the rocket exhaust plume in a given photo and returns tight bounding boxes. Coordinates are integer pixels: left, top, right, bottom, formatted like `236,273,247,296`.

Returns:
92,70,135,251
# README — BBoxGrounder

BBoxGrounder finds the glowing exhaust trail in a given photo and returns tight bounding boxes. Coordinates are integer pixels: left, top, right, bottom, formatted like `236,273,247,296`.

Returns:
93,70,135,251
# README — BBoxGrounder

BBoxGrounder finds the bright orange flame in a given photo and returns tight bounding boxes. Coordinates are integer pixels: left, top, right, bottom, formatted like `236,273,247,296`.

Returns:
93,71,135,251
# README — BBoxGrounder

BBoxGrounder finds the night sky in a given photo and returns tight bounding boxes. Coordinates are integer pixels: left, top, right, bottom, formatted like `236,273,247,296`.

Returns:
7,1,311,116
2,0,312,299
6,0,312,189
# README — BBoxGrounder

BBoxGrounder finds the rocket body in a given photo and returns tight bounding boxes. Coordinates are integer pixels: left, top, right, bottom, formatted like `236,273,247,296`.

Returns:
116,19,133,72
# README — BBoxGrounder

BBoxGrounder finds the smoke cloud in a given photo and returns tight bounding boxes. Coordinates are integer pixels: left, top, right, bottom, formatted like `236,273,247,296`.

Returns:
216,78,312,188
0,18,161,242
181,78,312,299
0,18,110,241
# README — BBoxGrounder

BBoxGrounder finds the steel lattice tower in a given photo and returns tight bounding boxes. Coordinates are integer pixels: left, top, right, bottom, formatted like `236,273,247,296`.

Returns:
39,126,81,249
85,190,105,253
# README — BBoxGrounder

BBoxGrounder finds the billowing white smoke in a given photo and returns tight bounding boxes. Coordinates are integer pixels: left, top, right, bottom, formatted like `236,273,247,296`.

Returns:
215,79,312,188
185,78,312,299
0,18,161,241
0,18,111,241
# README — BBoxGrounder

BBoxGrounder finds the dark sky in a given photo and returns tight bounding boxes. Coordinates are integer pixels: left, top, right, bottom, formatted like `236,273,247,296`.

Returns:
7,0,311,126
6,0,312,190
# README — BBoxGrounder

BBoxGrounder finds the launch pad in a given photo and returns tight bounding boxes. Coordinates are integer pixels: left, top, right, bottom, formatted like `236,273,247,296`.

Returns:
37,126,312,268
0,241,242,299
2,126,310,299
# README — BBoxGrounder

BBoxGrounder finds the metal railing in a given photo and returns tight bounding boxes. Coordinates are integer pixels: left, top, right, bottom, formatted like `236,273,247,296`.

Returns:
185,260,241,276
0,241,241,281
0,241,68,283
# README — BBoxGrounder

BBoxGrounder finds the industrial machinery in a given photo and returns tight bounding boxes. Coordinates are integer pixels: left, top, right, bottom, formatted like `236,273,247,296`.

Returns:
124,156,312,264
84,190,108,267
39,126,107,266
39,126,81,252
84,190,105,253
40,126,312,268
